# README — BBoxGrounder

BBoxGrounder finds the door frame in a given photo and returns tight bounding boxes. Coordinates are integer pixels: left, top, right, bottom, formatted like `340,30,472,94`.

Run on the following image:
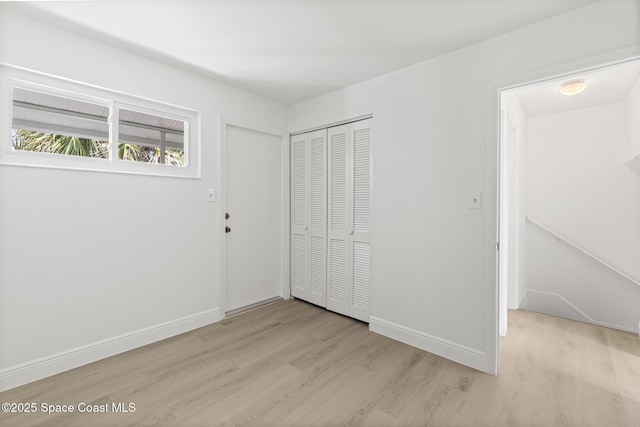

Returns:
219,117,289,316
488,46,640,374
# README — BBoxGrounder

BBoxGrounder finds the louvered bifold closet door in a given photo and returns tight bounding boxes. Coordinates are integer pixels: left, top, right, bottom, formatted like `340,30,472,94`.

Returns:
349,119,372,322
308,129,327,307
290,129,327,306
327,124,350,316
290,133,310,301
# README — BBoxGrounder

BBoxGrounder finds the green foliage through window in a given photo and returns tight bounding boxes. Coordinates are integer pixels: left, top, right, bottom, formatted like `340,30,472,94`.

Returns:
11,130,186,166
12,129,108,159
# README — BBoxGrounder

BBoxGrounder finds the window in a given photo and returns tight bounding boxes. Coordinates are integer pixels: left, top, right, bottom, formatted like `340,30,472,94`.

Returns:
118,108,185,166
12,88,110,159
1,65,200,178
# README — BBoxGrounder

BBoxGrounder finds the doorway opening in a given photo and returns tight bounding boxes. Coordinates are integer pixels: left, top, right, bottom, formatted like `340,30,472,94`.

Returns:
498,59,640,339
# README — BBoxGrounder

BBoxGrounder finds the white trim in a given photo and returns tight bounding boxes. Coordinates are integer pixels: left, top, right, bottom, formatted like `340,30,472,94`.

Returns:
222,117,287,139
0,308,221,392
218,116,228,314
486,70,501,376
219,117,290,315
523,289,636,334
369,317,488,373
290,114,373,136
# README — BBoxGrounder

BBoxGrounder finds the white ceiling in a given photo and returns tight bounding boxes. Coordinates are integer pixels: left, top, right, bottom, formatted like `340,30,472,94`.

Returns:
11,0,601,105
512,60,640,117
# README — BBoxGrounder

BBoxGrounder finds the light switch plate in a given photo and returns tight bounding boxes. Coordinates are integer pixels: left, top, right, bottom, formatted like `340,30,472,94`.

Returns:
469,192,482,209
207,189,215,202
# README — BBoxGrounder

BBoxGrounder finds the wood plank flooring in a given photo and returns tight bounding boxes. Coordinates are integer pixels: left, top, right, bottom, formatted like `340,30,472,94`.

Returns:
1,299,638,426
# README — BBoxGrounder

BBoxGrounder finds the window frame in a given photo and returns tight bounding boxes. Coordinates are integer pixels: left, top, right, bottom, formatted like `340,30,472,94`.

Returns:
1,65,200,179
114,102,189,167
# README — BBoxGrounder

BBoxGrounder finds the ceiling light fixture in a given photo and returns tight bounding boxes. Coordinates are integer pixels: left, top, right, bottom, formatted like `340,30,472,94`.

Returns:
560,79,587,96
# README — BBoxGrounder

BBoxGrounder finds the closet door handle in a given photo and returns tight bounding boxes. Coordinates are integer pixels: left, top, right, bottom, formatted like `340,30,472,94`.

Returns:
225,226,231,233
350,230,354,235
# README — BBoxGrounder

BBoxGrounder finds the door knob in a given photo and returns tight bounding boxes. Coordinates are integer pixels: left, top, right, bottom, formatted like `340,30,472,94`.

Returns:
225,226,231,233
225,213,230,219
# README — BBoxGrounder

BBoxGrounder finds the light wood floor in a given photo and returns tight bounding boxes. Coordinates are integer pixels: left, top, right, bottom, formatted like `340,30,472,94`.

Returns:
1,299,638,426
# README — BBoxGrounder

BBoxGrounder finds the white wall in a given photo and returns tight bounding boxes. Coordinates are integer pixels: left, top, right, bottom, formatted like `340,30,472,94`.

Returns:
524,102,640,332
0,6,286,390
626,75,640,170
288,0,640,373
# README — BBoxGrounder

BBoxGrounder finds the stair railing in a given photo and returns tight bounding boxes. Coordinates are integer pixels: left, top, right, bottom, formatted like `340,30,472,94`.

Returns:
526,216,640,289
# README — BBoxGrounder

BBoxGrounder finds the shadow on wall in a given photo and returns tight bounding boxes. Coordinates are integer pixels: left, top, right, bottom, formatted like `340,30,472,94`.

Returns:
522,220,640,333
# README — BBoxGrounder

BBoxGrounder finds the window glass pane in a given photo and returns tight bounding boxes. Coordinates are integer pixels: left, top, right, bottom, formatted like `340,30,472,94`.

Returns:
11,88,109,159
118,108,185,166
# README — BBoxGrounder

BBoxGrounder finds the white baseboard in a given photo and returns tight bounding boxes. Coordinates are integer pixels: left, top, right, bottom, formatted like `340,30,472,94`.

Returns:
524,289,635,333
369,317,488,373
0,308,221,392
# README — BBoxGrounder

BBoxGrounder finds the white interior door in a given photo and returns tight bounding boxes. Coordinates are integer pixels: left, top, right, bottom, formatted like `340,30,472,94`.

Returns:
349,119,372,322
327,124,350,316
225,125,282,312
326,119,373,321
290,133,309,301
290,129,327,307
